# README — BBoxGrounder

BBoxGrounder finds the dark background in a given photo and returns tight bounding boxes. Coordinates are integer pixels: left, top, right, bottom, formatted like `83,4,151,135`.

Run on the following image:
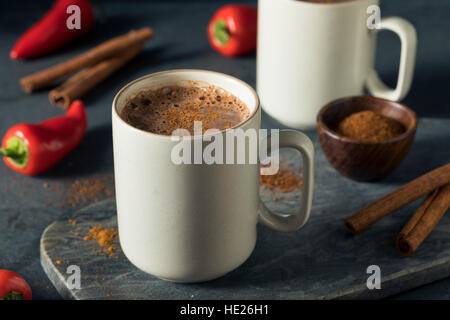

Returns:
0,0,449,299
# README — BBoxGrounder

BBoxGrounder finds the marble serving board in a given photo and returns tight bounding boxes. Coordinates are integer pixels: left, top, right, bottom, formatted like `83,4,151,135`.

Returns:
40,119,450,300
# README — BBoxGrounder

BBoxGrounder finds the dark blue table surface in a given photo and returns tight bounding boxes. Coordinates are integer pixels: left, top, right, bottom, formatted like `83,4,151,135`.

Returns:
0,0,449,299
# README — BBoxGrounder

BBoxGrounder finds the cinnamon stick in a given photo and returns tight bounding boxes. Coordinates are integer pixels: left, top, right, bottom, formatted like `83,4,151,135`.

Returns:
396,189,440,243
20,28,153,93
396,183,450,256
49,43,143,109
345,163,450,234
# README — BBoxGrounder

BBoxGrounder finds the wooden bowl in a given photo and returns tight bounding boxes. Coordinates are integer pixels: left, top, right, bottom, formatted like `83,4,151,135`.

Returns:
316,96,417,181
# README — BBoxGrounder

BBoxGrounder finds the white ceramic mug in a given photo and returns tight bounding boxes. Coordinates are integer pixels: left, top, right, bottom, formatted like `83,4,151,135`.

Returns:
257,0,417,129
112,70,315,282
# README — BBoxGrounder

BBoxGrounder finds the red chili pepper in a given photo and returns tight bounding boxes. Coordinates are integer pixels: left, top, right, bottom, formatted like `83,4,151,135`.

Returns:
0,100,87,176
0,270,32,300
10,0,95,60
207,4,257,57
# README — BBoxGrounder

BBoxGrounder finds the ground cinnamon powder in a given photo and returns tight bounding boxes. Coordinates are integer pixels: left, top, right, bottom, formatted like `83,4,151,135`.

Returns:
338,110,405,143
64,177,114,207
83,225,118,256
260,167,303,201
45,175,115,208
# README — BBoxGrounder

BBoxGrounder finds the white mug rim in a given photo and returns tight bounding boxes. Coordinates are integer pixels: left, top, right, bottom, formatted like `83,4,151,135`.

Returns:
275,0,376,8
112,69,260,139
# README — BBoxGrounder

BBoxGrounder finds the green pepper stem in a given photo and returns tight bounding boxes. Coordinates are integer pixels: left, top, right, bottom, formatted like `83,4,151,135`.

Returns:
0,147,21,159
1,291,24,300
214,19,230,46
0,137,30,169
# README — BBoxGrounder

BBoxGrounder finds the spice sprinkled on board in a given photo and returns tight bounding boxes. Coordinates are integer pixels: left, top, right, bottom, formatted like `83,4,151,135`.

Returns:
260,166,303,201
83,225,119,257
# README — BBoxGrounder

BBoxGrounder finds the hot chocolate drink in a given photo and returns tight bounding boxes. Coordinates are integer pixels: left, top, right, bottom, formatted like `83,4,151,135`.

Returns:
120,84,250,135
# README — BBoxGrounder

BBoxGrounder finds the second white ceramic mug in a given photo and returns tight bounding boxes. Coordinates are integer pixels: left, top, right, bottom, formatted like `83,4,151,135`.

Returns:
257,0,417,129
112,70,314,283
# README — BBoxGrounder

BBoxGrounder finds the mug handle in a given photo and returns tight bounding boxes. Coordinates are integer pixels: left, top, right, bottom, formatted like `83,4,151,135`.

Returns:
258,130,314,232
366,17,417,101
